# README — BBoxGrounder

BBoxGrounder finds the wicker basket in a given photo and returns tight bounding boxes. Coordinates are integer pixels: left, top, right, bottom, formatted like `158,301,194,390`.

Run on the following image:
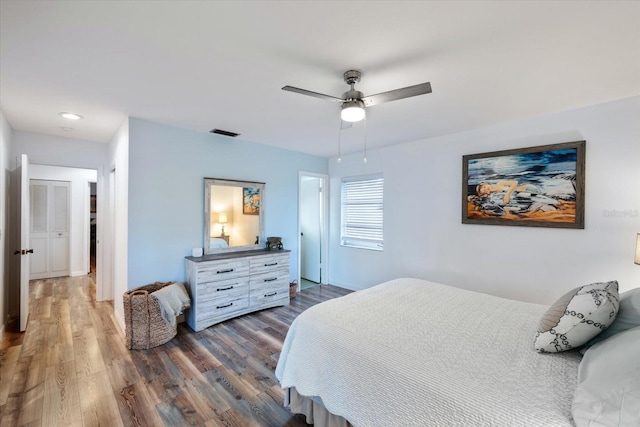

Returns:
123,281,178,350
289,281,297,298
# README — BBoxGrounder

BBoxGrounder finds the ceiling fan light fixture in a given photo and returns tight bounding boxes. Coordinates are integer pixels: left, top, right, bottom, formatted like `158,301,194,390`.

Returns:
341,100,366,122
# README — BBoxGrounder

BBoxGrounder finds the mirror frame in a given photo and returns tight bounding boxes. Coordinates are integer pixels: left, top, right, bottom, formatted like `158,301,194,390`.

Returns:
204,178,265,254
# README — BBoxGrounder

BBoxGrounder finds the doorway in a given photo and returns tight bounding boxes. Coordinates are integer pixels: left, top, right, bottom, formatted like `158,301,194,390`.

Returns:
298,172,329,291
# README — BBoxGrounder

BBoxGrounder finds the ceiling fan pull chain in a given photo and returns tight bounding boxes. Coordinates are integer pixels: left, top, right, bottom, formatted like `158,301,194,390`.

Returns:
363,116,368,164
337,117,343,163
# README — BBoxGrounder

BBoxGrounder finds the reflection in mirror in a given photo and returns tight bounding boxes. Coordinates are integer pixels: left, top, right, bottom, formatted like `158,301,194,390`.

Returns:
204,178,265,254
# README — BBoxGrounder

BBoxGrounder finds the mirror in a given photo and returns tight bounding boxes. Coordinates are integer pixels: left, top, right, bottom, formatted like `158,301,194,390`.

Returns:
204,178,265,254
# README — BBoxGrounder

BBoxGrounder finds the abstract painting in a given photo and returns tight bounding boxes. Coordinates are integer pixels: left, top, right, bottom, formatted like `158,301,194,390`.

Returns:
462,141,585,228
243,187,260,215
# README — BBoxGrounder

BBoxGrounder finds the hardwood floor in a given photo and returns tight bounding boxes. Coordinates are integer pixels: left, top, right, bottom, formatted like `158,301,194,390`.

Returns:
0,274,351,426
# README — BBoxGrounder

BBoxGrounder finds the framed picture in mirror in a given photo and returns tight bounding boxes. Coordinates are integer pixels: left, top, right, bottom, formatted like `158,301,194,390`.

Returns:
243,187,260,215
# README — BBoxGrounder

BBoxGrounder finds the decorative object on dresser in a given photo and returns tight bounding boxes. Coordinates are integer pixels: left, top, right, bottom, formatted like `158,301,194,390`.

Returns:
185,249,291,331
266,236,283,250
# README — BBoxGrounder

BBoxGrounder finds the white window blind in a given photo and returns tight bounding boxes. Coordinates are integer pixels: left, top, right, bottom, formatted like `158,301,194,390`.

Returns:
341,174,383,250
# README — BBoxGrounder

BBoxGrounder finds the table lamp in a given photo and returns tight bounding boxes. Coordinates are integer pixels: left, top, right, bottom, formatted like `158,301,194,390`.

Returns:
219,212,228,236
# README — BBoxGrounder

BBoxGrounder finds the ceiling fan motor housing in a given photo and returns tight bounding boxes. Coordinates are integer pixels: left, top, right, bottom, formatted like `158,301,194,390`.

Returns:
342,89,364,101
343,70,362,86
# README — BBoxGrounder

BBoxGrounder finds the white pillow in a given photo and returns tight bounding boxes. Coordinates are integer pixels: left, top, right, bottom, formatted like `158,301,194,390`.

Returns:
581,287,640,352
572,325,640,427
534,281,619,353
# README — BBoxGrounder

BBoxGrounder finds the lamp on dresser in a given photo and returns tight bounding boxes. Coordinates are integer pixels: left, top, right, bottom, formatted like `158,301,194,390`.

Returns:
218,212,228,236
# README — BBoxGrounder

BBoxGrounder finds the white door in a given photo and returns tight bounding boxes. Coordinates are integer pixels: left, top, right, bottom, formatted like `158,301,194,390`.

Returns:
10,155,31,331
29,180,70,279
300,177,322,283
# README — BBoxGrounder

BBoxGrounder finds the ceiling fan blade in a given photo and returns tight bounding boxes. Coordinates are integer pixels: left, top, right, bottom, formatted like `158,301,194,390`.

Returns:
362,82,432,107
282,86,344,103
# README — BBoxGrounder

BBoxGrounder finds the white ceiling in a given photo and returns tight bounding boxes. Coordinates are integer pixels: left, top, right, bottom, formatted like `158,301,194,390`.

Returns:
1,1,639,158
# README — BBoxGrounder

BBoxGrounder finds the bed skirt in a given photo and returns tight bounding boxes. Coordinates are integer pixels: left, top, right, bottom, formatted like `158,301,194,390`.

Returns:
286,387,353,427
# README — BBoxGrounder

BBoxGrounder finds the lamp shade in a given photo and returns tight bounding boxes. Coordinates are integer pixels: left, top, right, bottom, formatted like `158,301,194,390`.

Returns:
635,233,640,265
218,212,228,224
341,100,366,122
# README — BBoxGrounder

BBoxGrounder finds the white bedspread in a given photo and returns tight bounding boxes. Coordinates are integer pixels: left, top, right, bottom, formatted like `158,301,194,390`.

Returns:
276,278,582,426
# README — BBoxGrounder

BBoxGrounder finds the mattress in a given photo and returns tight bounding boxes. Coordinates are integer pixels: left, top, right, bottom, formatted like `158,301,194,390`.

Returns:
276,278,582,426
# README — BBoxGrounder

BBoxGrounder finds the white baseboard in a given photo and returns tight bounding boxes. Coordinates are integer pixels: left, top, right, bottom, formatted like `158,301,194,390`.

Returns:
70,270,87,277
114,310,125,335
327,280,363,291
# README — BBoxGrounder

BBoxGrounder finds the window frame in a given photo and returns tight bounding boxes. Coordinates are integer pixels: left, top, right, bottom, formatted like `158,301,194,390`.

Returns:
340,173,384,251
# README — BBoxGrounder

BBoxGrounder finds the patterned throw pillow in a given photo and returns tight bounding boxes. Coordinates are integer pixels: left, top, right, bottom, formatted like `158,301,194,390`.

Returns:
580,287,640,352
534,281,619,353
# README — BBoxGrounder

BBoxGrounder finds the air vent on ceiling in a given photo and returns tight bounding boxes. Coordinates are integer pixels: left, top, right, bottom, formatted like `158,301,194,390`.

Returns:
210,128,240,137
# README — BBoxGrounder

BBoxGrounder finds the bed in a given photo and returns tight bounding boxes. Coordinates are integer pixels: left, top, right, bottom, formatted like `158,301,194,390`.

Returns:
209,237,229,250
276,278,586,426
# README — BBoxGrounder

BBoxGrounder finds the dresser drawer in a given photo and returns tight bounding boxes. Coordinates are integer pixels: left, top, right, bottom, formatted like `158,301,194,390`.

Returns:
197,277,249,301
249,284,289,307
249,269,289,306
249,253,290,276
250,269,289,288
196,294,249,322
197,259,249,282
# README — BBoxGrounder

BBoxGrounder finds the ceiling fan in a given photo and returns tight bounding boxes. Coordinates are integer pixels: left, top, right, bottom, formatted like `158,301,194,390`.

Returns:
282,70,432,122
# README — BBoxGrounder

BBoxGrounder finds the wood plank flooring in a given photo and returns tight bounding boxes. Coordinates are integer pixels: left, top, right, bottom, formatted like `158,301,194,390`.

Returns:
0,276,351,426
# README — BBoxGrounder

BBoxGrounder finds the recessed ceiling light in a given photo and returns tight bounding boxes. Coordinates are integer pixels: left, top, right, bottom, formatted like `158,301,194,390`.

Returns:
58,112,83,120
61,127,74,132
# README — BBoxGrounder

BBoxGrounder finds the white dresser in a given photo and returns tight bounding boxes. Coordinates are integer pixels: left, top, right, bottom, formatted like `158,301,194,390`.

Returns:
184,249,290,332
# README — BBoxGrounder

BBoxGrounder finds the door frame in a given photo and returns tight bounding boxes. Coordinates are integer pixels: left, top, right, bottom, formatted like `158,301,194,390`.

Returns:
297,171,329,289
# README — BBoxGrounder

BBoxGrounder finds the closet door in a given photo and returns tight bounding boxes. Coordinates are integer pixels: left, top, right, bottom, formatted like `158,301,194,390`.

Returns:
30,180,70,279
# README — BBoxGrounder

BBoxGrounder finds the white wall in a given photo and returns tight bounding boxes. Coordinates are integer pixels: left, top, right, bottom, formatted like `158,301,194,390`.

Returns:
329,96,640,304
0,111,12,337
11,131,108,170
29,165,97,276
108,119,129,330
126,117,327,290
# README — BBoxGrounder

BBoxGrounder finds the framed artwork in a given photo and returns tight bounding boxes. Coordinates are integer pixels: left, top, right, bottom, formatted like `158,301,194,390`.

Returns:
242,187,260,215
462,140,585,228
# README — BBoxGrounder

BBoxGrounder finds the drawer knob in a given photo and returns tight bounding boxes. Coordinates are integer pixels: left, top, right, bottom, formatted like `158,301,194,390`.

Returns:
264,277,277,282
217,268,234,274
216,285,234,292
216,302,233,309
264,292,277,297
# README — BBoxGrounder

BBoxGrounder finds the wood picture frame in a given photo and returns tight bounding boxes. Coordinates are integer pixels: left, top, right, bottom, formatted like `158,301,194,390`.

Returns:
462,140,585,228
242,187,260,215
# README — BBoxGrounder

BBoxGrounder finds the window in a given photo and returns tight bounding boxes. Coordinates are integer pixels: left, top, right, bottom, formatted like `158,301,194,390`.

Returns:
340,174,383,250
